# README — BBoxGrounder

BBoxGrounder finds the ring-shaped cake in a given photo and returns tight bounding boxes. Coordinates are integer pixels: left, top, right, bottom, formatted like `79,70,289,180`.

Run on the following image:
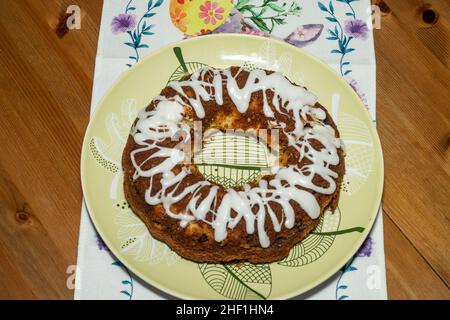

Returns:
122,66,345,263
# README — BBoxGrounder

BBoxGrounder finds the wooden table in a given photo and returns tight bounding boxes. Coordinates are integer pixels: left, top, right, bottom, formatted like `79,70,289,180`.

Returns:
0,0,448,299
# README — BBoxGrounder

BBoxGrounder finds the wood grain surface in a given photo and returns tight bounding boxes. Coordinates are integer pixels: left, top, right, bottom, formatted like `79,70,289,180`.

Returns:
0,0,448,299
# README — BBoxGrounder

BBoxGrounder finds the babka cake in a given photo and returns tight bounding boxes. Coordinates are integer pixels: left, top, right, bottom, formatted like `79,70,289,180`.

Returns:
122,66,345,263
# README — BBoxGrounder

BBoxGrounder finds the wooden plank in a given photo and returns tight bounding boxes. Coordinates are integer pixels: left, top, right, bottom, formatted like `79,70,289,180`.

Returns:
374,0,450,287
384,213,450,299
0,168,72,299
0,0,101,298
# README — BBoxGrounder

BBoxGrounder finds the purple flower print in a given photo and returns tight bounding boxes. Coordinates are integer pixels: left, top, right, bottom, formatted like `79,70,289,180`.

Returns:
240,26,268,37
284,24,324,48
344,19,369,40
111,13,137,34
213,9,244,34
347,78,368,107
208,8,267,37
357,236,373,257
96,233,109,251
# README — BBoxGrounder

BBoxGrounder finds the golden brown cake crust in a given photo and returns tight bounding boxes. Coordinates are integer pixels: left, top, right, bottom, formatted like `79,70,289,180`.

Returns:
122,67,345,263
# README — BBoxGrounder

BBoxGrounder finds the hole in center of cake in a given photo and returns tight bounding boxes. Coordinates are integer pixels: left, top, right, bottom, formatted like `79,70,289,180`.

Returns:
194,131,277,188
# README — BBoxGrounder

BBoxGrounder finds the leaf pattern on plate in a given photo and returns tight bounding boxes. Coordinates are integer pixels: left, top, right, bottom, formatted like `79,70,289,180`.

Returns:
278,208,341,267
199,263,272,300
338,112,375,195
90,99,138,199
114,201,180,266
167,47,210,83
89,138,120,174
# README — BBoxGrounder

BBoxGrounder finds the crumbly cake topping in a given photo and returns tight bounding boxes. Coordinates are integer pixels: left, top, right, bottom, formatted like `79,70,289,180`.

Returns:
130,67,343,248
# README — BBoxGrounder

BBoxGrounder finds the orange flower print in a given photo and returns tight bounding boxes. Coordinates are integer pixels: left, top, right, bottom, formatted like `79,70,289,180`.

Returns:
199,29,212,35
170,7,189,32
199,1,225,25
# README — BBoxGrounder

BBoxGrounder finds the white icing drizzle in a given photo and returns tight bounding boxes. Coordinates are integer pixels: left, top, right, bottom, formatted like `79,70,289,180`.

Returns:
130,67,343,248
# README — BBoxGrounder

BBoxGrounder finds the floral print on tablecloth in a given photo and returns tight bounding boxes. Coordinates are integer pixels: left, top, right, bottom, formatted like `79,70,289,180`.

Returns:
170,0,234,35
91,0,384,301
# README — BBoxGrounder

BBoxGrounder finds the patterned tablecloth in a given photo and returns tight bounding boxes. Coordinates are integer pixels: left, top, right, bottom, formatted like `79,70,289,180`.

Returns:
75,0,386,300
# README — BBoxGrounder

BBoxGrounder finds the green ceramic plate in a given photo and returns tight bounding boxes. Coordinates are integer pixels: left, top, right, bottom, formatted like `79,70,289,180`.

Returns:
80,34,383,300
